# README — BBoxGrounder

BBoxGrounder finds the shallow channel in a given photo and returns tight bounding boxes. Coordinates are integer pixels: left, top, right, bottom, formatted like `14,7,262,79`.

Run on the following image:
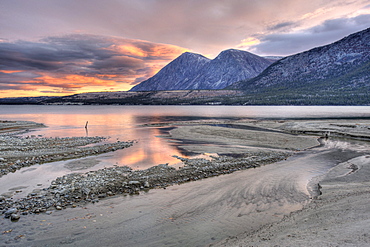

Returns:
1,138,369,246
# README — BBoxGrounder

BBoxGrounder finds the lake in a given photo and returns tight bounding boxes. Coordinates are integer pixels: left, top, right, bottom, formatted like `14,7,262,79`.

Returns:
0,105,370,197
1,105,370,170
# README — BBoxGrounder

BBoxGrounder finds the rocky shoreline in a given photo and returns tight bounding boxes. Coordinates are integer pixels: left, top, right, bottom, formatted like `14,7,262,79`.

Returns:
0,119,135,179
1,151,290,221
0,120,292,222
0,120,134,221
0,134,134,178
0,118,329,223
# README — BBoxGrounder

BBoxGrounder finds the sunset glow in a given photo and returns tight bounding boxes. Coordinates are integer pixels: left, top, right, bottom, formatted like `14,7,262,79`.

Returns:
116,45,148,58
237,37,261,50
1,0,369,97
0,70,23,74
0,35,188,97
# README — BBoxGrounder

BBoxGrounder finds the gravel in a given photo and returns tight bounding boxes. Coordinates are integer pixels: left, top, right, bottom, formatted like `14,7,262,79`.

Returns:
0,151,290,220
0,134,134,177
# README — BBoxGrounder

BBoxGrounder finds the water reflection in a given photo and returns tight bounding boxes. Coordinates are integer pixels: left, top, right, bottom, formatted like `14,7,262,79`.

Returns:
2,109,189,169
1,105,369,170
0,105,370,199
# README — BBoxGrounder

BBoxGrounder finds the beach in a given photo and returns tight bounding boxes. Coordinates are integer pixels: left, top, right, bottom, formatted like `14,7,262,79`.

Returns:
1,118,369,246
216,152,370,247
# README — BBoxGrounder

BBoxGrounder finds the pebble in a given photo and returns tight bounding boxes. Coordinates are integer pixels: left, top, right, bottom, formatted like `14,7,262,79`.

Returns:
4,208,17,218
10,213,20,221
98,193,107,198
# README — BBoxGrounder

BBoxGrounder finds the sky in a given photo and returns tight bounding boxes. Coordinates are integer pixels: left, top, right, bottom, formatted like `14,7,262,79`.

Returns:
1,0,370,97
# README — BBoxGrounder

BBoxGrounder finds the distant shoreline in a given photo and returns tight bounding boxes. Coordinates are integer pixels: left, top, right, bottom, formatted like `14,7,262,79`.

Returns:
1,90,370,105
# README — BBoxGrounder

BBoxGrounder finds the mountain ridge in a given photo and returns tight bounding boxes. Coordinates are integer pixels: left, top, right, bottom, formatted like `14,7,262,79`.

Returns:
130,49,272,91
228,27,370,97
182,49,272,89
130,52,210,91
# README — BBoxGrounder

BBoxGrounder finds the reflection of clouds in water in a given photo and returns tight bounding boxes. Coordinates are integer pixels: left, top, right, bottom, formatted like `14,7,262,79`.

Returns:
116,127,187,169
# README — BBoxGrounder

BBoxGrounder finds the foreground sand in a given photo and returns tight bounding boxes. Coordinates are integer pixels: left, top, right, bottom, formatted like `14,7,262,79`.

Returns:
201,120,370,247
1,137,337,246
216,154,370,247
1,118,369,246
170,119,370,246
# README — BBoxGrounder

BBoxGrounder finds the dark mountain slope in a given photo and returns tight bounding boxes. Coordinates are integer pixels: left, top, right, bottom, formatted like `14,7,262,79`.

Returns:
130,49,272,91
182,49,272,89
229,27,370,100
130,52,210,91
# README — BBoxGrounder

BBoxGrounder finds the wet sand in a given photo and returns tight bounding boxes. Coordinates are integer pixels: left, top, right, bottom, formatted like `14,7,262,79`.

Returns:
217,153,370,247
169,123,319,153
0,120,45,134
1,140,355,247
210,120,370,247
1,119,370,246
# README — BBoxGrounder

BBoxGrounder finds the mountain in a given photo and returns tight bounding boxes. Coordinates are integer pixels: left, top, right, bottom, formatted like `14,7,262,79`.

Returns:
181,49,272,89
130,52,210,91
3,29,369,106
228,27,370,104
263,56,285,63
130,49,272,91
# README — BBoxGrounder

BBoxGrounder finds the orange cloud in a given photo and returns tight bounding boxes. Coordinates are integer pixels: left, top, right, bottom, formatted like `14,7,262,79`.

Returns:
147,44,189,58
236,37,261,49
116,45,148,57
0,70,23,74
34,74,117,89
112,42,188,59
0,34,190,97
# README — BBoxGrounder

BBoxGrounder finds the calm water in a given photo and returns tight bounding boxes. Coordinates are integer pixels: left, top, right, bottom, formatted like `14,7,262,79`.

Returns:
0,105,370,197
1,105,370,167
1,105,370,163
